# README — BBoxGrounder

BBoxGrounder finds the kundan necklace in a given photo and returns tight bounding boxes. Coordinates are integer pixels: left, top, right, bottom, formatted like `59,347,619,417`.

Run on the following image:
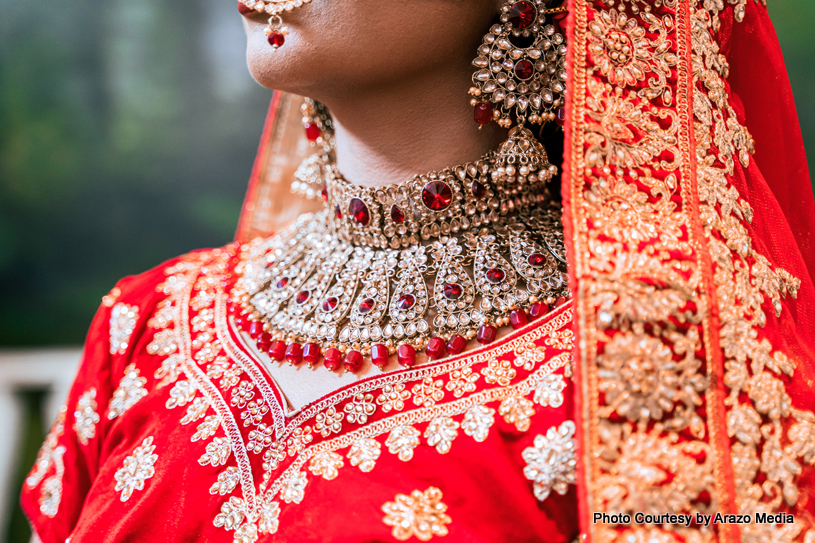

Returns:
228,125,570,373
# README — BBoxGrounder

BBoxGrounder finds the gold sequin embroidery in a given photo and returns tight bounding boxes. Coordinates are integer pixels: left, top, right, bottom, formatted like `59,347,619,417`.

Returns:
114,436,158,502
74,388,100,446
382,487,451,541
109,303,139,355
107,364,148,419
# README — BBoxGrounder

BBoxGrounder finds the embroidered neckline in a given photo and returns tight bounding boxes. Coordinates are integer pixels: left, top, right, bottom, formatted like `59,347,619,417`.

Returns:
145,252,576,538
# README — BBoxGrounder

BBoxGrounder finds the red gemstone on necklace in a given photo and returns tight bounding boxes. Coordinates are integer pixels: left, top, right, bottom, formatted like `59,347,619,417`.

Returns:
529,301,549,319
303,342,322,366
267,32,285,48
555,296,568,307
295,290,310,305
471,180,486,198
334,204,342,219
324,348,342,371
421,181,453,211
556,106,566,127
474,102,493,125
305,123,321,142
514,60,534,80
447,334,467,355
285,342,303,365
276,277,289,289
396,344,417,367
358,298,375,314
257,332,272,352
391,205,406,224
322,296,339,312
348,198,370,226
371,344,389,369
426,337,447,360
510,309,528,329
320,184,328,201
508,1,536,29
443,283,463,300
528,253,546,267
486,268,506,283
249,320,263,338
477,324,497,345
343,350,364,373
396,294,416,310
269,340,287,361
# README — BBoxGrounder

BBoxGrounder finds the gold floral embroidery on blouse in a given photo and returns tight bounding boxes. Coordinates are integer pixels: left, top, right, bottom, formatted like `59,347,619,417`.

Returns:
114,436,158,502
382,487,451,541
26,407,67,518
107,364,148,419
522,421,577,501
74,388,100,445
109,303,139,355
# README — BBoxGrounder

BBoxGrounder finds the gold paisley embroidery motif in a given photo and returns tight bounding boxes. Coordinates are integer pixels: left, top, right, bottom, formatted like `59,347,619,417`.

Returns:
308,451,344,480
114,436,158,502
74,388,100,446
107,364,148,419
690,6,811,541
109,303,139,355
386,425,422,461
382,487,451,541
701,0,766,26
424,416,460,455
25,407,67,518
588,7,677,105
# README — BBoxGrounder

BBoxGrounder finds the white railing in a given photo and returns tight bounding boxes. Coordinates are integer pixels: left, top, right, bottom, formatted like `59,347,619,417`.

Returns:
0,349,81,537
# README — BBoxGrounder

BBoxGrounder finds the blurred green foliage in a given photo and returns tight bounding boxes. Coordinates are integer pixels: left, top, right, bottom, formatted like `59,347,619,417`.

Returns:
0,0,271,346
770,0,815,177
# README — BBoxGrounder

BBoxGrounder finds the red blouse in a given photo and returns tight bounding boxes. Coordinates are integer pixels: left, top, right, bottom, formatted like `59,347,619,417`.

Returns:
21,247,579,543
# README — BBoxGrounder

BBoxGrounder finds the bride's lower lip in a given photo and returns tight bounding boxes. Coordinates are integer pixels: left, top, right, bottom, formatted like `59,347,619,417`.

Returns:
239,2,271,22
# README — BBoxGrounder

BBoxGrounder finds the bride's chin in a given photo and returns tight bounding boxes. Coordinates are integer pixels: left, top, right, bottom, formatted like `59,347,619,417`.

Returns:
245,35,299,91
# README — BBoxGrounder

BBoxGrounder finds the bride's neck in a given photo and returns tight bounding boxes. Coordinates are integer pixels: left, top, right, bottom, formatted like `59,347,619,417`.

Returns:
321,66,506,188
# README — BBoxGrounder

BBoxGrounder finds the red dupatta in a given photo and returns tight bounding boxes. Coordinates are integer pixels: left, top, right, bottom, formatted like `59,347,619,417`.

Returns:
562,1,815,542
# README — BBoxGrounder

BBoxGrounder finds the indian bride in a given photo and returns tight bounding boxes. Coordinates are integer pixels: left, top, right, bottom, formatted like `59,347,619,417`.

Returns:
21,0,815,542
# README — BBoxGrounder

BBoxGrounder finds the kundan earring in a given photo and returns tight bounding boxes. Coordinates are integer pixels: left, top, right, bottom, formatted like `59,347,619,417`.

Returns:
240,0,313,49
470,0,568,187
301,97,335,151
291,98,335,200
470,0,568,128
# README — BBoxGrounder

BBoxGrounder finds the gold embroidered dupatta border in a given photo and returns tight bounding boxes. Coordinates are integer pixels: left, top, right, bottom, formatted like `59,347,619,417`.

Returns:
564,1,731,539
565,1,812,542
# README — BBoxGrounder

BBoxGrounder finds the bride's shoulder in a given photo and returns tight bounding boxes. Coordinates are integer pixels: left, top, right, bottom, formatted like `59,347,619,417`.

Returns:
83,243,240,367
105,245,232,310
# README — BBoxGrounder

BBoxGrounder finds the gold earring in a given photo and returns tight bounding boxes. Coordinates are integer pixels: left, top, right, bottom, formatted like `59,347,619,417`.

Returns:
291,98,334,201
469,1,568,128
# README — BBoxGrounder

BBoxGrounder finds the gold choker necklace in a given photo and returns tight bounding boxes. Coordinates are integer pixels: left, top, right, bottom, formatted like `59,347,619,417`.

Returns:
230,131,569,372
